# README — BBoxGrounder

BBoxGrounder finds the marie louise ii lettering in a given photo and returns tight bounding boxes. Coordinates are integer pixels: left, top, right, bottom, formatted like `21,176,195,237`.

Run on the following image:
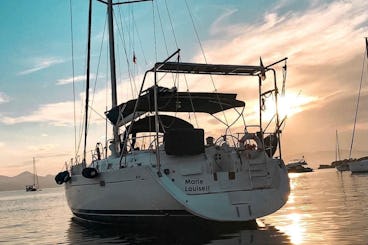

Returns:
184,178,210,193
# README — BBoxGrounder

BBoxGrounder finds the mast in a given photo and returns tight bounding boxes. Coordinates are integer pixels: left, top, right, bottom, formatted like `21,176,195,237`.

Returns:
107,0,120,153
335,130,341,161
33,157,39,189
33,157,36,186
349,37,368,159
83,0,93,163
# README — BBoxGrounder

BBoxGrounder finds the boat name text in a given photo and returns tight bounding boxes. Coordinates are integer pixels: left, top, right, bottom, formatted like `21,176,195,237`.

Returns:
184,178,210,193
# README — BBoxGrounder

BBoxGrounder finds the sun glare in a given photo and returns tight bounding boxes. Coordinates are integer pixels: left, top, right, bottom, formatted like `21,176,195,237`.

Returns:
257,92,316,121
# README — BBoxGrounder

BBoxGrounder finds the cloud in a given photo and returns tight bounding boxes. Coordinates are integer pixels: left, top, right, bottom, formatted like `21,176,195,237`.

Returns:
56,75,85,85
0,142,4,148
209,8,238,36
56,74,97,85
203,1,367,66
0,79,124,127
18,57,65,75
27,144,57,152
196,0,368,110
0,92,10,104
2,1,368,140
0,101,80,126
183,0,368,159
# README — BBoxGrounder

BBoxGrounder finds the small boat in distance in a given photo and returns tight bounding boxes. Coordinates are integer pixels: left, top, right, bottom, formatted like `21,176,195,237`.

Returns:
26,157,39,192
286,157,313,173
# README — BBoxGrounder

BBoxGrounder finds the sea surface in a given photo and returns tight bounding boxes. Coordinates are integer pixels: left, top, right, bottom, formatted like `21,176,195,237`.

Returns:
0,169,367,244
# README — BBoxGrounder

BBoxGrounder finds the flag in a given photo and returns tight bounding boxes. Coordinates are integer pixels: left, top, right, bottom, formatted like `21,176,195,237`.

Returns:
133,52,137,64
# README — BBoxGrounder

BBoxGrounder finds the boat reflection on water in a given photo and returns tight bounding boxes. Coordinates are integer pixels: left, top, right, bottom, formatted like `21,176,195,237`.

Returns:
263,170,368,244
66,217,292,244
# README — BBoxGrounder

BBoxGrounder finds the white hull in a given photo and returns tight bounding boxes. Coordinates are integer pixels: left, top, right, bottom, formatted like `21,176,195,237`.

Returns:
348,159,368,173
65,147,290,223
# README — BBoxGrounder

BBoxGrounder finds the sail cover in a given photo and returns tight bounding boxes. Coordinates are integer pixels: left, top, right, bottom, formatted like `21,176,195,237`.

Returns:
105,87,245,126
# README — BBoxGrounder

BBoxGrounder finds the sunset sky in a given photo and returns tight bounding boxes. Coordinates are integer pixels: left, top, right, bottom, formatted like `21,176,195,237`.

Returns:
0,0,367,176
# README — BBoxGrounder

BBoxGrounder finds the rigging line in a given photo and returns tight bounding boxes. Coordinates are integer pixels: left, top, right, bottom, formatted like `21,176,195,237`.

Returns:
129,6,140,94
115,8,138,96
164,0,178,48
349,51,367,159
234,107,247,128
155,2,177,86
134,20,148,65
75,1,96,162
184,0,229,127
87,15,107,136
163,0,180,88
152,1,157,62
226,106,245,129
129,6,137,77
69,0,78,159
88,105,108,120
184,0,207,63
183,73,199,127
115,7,134,95
76,16,107,162
155,2,169,56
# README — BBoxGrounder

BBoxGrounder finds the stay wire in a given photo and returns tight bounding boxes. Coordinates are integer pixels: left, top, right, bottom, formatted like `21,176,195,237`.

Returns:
184,0,230,129
68,0,77,160
87,16,108,134
152,1,157,62
115,8,138,96
154,1,178,87
155,1,170,56
164,0,178,48
349,50,367,159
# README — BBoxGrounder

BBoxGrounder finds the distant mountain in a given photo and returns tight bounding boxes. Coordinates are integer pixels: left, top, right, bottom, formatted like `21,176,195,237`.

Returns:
0,171,59,191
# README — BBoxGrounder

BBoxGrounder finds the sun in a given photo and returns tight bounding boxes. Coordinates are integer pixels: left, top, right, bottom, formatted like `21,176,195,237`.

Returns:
259,92,316,121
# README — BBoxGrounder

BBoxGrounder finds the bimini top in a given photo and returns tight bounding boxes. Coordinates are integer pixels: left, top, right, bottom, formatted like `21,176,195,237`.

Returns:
105,86,245,126
153,62,264,76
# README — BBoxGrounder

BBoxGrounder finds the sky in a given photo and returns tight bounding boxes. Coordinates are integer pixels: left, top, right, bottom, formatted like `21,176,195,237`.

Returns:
0,0,367,176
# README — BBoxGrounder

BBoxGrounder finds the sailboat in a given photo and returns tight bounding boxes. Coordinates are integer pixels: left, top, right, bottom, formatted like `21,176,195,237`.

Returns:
26,157,39,192
347,38,368,173
55,0,290,223
333,130,350,172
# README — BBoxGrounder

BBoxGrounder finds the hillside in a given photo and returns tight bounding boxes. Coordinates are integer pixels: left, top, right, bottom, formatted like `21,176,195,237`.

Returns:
284,149,368,169
0,171,59,191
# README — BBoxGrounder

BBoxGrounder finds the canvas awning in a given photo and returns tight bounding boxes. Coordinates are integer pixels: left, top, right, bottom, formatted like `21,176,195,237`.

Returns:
105,87,245,126
123,115,193,134
153,62,263,76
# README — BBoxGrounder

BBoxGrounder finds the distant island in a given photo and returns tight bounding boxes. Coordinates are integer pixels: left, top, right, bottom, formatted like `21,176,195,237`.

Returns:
0,171,59,191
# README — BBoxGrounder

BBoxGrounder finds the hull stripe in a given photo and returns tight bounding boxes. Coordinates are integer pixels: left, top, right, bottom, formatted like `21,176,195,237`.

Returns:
74,209,192,216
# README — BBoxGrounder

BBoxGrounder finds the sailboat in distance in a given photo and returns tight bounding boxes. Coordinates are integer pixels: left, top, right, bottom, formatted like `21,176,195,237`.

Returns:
26,157,39,192
333,130,350,172
348,37,368,173
55,0,290,223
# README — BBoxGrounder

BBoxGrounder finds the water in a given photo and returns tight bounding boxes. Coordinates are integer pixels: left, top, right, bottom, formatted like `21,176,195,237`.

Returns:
0,169,367,244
